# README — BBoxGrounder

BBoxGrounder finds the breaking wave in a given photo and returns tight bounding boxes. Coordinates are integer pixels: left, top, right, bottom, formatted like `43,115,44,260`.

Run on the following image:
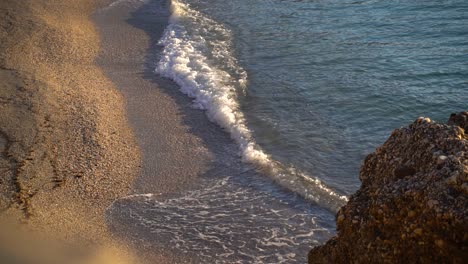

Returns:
156,0,348,211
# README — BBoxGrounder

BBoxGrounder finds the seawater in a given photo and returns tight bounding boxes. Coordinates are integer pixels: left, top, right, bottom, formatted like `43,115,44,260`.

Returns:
108,0,467,263
179,0,467,195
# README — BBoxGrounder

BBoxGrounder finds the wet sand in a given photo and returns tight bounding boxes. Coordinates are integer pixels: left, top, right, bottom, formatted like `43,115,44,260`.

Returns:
94,0,213,195
0,0,259,262
93,0,264,262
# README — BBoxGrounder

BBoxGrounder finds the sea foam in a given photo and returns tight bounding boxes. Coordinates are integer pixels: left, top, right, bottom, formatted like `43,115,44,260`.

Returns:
109,177,334,263
156,0,348,211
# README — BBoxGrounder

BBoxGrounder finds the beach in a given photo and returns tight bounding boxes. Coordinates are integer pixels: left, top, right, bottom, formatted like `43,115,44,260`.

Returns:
1,0,465,263
93,0,248,261
0,0,259,262
0,0,178,262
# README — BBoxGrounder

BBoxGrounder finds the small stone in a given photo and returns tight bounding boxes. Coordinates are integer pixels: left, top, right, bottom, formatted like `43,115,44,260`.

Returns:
448,112,468,130
337,214,345,224
437,155,448,165
414,228,423,236
394,165,416,178
416,117,432,124
427,200,439,209
446,172,458,185
461,183,468,194
0,135,7,153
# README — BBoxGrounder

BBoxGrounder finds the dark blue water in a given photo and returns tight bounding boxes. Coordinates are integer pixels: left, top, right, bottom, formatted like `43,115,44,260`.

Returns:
190,0,468,194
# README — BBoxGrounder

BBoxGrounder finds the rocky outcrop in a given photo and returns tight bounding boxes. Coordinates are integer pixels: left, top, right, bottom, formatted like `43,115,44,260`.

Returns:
309,112,468,263
448,112,467,131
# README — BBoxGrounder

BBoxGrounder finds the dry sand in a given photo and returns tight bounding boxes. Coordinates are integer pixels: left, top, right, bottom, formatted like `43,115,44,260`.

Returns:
0,0,143,262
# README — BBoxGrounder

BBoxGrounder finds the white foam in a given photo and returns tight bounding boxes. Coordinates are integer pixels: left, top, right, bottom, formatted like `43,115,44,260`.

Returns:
156,0,348,211
109,177,334,263
100,0,149,11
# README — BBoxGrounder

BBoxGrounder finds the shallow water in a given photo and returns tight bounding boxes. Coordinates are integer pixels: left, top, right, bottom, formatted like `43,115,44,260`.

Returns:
105,0,467,262
109,176,335,263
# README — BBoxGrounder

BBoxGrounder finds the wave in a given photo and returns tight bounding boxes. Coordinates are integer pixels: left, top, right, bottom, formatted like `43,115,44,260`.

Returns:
156,0,348,212
102,0,149,10
107,177,334,263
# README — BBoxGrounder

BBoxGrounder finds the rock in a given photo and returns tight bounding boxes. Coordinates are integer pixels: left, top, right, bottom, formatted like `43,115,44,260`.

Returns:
308,113,468,263
336,214,345,225
394,165,415,178
0,133,7,153
448,112,468,131
413,228,423,236
437,155,448,165
435,239,444,248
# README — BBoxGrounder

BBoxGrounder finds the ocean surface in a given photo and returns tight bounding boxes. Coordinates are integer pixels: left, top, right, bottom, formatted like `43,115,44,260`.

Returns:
108,0,467,262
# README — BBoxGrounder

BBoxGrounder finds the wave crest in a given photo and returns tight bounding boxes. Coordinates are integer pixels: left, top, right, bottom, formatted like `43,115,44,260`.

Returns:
156,0,348,211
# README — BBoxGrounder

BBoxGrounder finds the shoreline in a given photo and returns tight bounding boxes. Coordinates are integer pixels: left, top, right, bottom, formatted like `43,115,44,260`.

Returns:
1,0,258,262
2,0,464,263
94,0,316,261
94,0,212,196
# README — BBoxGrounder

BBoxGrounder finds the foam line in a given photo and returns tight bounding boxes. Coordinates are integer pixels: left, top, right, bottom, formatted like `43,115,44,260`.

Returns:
156,0,348,211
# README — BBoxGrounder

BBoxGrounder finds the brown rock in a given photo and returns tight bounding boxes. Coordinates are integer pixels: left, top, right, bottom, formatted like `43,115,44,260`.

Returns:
309,113,468,263
448,112,468,131
394,165,416,178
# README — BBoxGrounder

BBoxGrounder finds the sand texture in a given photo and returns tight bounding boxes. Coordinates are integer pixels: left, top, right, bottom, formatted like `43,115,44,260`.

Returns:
92,1,246,262
0,0,139,247
1,0,263,262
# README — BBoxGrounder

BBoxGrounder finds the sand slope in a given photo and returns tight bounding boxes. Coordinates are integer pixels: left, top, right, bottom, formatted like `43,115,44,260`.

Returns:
0,0,139,246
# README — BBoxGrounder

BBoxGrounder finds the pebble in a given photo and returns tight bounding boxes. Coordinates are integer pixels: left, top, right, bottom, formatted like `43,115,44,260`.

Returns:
427,200,439,208
337,214,345,224
414,228,423,236
0,135,7,153
437,155,448,165
446,173,458,185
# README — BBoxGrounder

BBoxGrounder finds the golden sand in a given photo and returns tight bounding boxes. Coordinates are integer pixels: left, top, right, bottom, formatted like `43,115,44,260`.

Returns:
0,0,144,262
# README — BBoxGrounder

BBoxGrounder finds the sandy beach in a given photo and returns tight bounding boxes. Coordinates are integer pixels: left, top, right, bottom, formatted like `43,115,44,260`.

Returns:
0,0,249,262
1,0,466,263
0,0,141,228
93,0,260,261
1,0,151,262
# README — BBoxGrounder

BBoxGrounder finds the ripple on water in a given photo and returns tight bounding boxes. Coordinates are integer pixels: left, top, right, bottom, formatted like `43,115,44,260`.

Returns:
107,177,335,263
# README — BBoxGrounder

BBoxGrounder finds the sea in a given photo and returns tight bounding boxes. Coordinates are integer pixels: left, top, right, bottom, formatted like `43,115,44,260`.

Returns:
107,0,468,263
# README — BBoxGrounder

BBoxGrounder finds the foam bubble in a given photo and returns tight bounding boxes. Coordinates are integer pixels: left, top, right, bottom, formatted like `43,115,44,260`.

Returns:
108,178,335,263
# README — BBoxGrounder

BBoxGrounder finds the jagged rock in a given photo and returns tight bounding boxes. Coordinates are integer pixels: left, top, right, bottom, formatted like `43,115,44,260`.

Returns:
448,112,468,131
309,113,468,263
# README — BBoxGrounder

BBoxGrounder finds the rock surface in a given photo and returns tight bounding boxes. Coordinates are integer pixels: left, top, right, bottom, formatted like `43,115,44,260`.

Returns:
309,112,468,263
